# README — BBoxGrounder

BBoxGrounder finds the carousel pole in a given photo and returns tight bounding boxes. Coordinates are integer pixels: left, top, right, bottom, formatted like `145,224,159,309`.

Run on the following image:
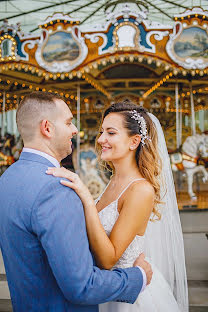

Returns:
1,91,6,138
179,84,182,146
12,97,19,136
198,110,204,132
12,104,18,135
76,84,80,174
175,83,182,189
189,80,196,135
175,83,180,149
179,104,182,146
12,109,16,135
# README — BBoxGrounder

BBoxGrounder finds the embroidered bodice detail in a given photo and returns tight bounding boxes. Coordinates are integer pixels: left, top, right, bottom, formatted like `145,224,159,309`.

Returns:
96,179,146,269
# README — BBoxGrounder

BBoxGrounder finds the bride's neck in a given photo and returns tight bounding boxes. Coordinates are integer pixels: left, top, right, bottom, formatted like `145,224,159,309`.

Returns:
111,157,142,182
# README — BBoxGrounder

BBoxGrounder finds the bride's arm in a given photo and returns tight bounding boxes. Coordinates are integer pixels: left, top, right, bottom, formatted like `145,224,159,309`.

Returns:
46,167,154,270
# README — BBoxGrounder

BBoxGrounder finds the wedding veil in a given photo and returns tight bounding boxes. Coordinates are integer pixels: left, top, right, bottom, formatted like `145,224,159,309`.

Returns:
144,113,189,311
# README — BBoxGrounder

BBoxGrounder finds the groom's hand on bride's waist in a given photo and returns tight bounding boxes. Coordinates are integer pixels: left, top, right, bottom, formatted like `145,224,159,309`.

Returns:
133,253,153,286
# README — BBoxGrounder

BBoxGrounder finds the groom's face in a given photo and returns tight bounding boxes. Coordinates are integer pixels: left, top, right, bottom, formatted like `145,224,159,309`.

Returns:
50,99,78,161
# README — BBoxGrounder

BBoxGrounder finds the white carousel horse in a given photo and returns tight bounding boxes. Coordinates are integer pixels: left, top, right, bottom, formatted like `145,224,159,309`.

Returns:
170,134,208,199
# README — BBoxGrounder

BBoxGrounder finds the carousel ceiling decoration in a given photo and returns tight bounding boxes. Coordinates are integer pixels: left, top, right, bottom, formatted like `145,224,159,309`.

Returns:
0,2,208,115
1,0,207,33
36,13,88,73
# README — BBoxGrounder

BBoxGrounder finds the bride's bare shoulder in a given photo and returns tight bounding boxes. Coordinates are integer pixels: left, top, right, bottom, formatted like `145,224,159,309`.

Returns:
127,179,154,198
117,179,154,212
120,180,155,212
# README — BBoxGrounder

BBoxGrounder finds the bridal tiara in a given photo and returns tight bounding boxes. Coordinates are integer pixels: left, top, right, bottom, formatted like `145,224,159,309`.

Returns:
129,110,151,146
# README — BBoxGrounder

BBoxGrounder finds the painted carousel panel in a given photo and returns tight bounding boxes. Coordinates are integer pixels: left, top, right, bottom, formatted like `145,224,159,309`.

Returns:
42,31,80,63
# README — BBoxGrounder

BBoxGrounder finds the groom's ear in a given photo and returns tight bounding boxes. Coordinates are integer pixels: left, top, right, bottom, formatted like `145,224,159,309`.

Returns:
40,119,53,138
130,134,141,150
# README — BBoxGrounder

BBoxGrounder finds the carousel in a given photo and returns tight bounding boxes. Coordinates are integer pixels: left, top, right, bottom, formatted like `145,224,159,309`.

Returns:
0,1,207,209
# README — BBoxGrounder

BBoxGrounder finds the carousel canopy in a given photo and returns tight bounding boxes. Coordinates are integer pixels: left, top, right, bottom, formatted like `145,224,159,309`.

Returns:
0,1,208,144
1,0,208,34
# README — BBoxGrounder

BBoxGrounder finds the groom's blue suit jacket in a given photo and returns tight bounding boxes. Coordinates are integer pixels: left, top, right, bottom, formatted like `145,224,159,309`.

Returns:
0,152,143,311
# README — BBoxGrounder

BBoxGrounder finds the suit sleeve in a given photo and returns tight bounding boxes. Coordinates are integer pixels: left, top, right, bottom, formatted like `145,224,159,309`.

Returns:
31,178,143,305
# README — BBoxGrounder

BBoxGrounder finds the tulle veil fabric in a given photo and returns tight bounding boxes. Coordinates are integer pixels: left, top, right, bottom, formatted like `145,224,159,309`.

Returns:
145,113,189,311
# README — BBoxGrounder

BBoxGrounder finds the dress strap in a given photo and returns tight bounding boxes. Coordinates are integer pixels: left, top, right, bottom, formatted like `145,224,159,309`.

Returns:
117,178,146,201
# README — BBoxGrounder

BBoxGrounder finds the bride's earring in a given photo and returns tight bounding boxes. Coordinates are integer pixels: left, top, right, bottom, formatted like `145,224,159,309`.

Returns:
130,146,134,150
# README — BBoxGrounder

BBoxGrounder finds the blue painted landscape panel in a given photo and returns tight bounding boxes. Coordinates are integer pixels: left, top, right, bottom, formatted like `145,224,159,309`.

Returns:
174,27,208,59
43,31,80,63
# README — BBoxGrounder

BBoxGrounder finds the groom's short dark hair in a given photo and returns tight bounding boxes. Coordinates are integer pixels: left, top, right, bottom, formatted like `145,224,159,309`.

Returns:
16,91,64,142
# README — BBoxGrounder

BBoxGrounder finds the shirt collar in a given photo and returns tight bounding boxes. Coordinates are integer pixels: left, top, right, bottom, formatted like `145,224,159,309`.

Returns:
22,148,60,168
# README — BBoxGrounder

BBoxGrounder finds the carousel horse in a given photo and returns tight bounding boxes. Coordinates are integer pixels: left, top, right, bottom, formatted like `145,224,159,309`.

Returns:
170,133,208,199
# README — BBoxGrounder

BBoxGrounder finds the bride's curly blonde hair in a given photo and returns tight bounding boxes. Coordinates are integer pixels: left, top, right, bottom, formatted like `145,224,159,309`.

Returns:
95,101,163,220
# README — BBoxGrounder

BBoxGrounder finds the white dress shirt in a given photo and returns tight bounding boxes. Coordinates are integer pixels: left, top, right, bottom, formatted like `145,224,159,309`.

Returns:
136,266,147,292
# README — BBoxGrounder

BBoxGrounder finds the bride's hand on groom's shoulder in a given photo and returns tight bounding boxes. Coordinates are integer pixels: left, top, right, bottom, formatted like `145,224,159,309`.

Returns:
46,167,91,203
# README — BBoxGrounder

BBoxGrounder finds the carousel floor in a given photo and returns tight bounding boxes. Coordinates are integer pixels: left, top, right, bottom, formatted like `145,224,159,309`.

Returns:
173,172,208,211
177,190,208,211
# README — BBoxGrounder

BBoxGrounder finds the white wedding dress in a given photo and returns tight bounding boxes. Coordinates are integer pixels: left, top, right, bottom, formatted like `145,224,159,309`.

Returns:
97,179,181,312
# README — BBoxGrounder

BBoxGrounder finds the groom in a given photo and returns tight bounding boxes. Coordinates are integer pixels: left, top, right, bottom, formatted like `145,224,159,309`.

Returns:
0,92,152,311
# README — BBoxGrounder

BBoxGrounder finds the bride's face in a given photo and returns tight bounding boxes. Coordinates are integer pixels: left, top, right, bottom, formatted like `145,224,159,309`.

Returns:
97,112,134,162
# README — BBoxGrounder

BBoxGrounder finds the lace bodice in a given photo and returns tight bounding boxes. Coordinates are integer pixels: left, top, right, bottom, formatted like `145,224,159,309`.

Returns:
96,179,145,269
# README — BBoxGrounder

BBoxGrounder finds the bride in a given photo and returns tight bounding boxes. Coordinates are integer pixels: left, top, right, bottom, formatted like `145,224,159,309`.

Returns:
47,101,189,311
